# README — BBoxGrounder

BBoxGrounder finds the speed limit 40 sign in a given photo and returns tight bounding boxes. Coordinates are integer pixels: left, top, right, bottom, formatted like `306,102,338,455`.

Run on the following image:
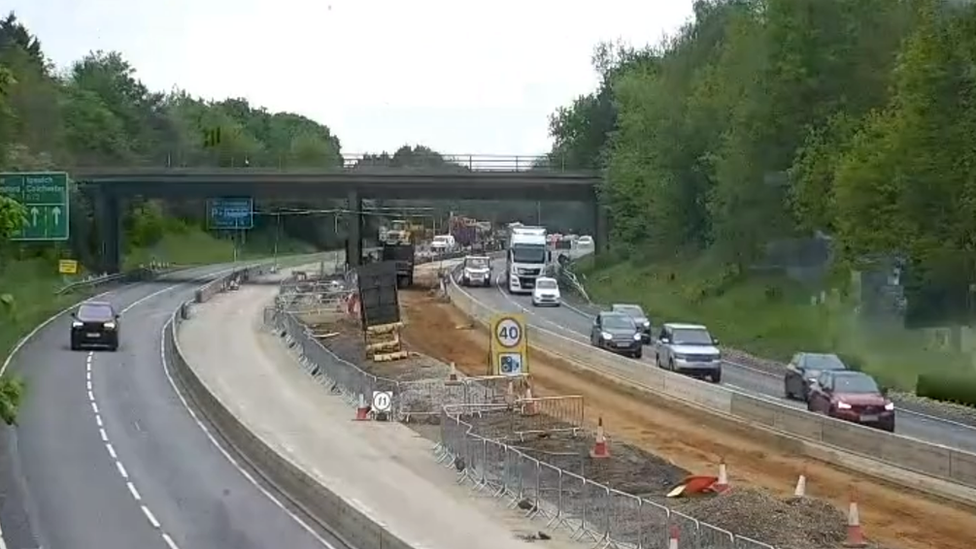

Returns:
490,314,528,375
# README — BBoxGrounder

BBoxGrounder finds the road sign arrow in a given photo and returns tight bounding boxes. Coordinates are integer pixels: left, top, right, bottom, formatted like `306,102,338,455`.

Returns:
30,207,38,226
52,206,61,225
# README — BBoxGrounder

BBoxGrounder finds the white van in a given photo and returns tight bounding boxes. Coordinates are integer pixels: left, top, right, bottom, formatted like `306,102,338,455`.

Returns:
431,234,456,253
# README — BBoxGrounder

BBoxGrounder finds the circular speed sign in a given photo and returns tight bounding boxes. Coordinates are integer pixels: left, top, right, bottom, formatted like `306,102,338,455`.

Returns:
495,317,523,348
372,391,392,412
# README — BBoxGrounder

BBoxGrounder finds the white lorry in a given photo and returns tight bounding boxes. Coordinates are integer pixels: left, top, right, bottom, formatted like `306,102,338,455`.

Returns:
505,226,549,294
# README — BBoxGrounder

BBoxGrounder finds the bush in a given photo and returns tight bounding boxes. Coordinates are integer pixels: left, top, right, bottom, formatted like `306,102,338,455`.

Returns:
916,372,976,408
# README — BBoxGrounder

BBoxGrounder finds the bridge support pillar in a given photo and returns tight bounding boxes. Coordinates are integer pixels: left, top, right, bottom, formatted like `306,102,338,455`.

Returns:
346,190,363,267
594,202,609,255
95,192,123,273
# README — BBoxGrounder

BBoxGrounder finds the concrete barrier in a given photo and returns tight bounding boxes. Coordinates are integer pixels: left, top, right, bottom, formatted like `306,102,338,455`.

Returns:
446,274,976,507
165,263,417,549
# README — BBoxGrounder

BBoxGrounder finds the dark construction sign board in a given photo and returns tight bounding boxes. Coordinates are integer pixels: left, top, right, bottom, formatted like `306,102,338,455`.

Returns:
356,260,401,328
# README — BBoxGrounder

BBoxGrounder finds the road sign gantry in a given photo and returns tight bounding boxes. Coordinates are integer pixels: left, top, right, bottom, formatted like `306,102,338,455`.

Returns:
0,171,70,241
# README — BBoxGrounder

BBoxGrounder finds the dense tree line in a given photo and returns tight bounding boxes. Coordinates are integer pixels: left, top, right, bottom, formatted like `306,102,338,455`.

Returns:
548,0,976,326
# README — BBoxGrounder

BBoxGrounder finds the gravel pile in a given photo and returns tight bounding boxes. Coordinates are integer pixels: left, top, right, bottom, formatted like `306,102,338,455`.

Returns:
674,490,848,549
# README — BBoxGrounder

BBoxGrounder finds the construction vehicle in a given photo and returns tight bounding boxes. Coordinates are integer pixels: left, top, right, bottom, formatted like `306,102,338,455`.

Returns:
379,221,416,288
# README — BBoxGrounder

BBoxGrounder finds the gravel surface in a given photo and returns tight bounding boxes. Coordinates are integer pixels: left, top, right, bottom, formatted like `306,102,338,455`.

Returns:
296,312,883,549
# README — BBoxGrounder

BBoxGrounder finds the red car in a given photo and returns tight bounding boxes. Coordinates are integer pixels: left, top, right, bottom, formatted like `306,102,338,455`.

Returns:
806,370,895,432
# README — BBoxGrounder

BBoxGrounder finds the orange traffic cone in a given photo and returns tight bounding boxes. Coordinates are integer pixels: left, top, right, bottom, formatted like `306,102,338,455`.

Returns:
843,490,867,547
354,394,371,421
521,387,539,416
589,417,610,459
668,524,679,549
712,459,730,493
794,468,807,498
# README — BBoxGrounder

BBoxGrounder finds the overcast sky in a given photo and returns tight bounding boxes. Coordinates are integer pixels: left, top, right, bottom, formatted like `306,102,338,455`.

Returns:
9,0,693,156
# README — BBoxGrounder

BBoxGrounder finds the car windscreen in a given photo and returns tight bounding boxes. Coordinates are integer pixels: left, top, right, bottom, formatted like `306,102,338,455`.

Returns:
602,315,635,330
671,328,713,345
833,374,880,394
77,303,114,321
465,258,488,268
536,279,558,289
614,305,645,318
511,244,546,263
805,354,846,371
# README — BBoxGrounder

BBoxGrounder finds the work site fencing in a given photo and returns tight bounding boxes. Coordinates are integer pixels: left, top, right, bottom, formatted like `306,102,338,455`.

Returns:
264,287,779,549
437,407,776,549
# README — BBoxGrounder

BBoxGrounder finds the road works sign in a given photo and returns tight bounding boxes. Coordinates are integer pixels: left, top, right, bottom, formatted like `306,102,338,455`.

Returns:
490,314,528,376
0,171,70,241
58,259,78,275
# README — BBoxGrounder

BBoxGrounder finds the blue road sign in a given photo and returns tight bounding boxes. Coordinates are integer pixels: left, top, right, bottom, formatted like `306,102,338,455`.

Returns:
207,197,254,230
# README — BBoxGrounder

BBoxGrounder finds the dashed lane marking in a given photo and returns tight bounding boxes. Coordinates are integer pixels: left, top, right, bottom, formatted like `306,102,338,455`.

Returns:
87,351,181,548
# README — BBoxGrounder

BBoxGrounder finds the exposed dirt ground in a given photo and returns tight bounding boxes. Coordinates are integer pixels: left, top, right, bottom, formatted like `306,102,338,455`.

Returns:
393,290,976,549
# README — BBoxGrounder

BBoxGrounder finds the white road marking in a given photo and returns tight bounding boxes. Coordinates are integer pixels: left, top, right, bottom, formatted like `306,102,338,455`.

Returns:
99,428,108,442
141,505,160,528
162,533,179,549
106,443,117,459
95,415,103,427
127,481,142,501
91,402,99,414
160,312,339,548
115,461,128,479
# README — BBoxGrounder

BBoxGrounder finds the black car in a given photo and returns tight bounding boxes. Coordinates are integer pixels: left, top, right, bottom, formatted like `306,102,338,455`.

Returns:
589,311,644,359
784,352,847,401
70,301,120,351
611,303,651,343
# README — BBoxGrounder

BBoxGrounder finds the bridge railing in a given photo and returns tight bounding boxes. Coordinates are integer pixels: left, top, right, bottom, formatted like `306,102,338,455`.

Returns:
74,153,595,174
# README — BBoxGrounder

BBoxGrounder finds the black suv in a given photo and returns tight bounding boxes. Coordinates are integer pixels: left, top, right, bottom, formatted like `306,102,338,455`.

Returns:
70,301,120,351
611,303,651,343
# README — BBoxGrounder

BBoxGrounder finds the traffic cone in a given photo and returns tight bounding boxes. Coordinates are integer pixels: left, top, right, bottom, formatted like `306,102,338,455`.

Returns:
712,459,730,493
843,490,867,547
521,387,539,416
354,394,371,421
794,468,807,498
668,524,679,549
589,417,610,458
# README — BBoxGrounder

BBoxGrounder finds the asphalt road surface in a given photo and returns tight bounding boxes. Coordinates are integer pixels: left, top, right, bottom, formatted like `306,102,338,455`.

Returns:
3,265,339,549
459,271,976,453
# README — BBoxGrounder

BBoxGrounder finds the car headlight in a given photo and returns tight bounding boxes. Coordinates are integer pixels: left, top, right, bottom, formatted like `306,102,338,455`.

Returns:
884,402,894,411
601,332,612,340
642,320,650,327
104,322,116,329
836,401,852,409
72,321,83,328
633,333,642,341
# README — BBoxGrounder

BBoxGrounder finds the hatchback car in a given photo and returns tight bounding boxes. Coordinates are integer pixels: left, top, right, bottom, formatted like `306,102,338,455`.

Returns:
784,352,848,401
589,312,643,358
460,255,491,287
807,370,894,432
655,323,722,383
532,277,561,307
611,303,651,343
70,301,120,351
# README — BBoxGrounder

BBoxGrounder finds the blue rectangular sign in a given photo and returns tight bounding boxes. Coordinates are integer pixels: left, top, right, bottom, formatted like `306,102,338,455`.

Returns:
207,197,254,230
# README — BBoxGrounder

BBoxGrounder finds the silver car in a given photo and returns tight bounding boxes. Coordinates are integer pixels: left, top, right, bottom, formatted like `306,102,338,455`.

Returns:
655,323,722,383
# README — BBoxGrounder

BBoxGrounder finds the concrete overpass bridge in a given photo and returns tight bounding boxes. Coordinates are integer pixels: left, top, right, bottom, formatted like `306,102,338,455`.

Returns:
70,154,605,272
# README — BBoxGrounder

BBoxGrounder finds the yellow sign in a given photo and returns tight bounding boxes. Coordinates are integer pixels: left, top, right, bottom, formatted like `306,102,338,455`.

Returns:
58,259,78,275
489,313,528,376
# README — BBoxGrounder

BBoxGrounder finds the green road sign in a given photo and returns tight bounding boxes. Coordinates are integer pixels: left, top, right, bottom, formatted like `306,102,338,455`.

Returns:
0,171,70,241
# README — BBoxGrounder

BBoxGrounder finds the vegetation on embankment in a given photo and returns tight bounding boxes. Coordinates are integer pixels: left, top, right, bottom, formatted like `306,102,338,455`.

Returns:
545,0,976,400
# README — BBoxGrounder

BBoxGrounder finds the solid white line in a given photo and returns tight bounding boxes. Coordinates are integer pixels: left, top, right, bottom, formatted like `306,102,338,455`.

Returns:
127,481,142,501
106,443,117,459
115,461,128,479
160,319,339,548
141,505,160,529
